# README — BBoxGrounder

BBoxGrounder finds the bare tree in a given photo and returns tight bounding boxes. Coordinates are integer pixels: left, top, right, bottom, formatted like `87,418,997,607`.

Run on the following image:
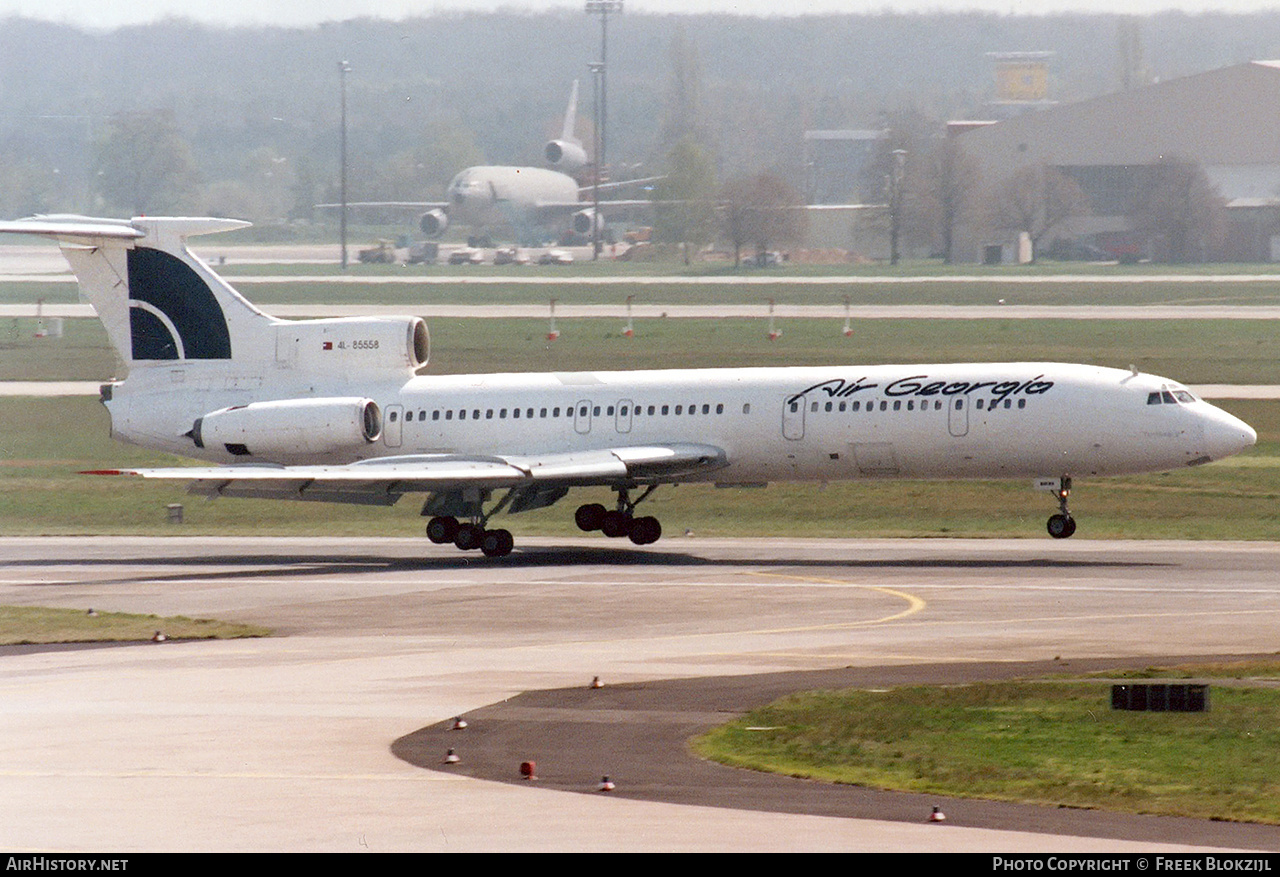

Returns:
984,164,1089,260
909,138,982,264
717,173,807,268
1128,156,1226,263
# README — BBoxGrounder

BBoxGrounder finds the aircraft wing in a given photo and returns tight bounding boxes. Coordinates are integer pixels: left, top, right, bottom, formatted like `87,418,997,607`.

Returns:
314,201,449,210
577,175,665,197
87,443,727,505
534,199,655,210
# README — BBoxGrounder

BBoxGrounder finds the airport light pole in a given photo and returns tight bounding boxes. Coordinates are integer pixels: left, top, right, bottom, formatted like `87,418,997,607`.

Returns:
585,0,622,259
589,62,604,260
339,60,351,270
889,148,907,267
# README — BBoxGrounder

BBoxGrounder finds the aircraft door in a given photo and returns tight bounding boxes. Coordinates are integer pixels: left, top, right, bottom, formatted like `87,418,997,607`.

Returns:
948,397,969,437
385,404,404,448
783,394,806,441
616,399,633,434
574,399,592,434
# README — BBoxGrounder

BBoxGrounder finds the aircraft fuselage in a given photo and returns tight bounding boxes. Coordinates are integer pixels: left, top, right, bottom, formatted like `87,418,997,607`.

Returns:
105,361,1254,483
446,165,580,233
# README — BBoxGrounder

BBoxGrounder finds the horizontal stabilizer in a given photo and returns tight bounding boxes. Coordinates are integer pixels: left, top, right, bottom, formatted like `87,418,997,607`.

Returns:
0,217,143,241
0,215,250,244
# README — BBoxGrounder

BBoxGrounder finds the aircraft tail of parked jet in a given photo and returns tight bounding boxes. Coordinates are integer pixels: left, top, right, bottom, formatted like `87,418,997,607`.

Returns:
543,79,587,171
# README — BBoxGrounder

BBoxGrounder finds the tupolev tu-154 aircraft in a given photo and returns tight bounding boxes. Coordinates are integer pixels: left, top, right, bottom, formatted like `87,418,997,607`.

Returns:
0,215,1257,557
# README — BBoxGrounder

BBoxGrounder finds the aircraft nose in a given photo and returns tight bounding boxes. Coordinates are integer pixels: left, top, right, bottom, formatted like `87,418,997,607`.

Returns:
1201,406,1257,460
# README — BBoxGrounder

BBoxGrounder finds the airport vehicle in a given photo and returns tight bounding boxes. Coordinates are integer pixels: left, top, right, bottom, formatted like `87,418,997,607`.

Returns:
357,240,397,264
0,215,1258,557
405,241,438,265
492,246,529,266
447,246,485,265
537,248,574,266
330,82,654,246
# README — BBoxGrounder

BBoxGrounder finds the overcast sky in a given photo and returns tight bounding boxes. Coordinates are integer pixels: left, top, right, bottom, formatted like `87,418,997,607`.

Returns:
0,0,1276,30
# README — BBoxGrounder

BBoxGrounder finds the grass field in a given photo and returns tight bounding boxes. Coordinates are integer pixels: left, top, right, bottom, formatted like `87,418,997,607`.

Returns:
1,395,1275,538
0,605,270,645
3,272,1278,539
8,266,1280,309
6,315,1280,385
693,662,1280,823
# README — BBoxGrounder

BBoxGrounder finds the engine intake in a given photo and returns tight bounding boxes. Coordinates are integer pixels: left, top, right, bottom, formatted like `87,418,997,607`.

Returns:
420,208,448,236
275,316,429,376
191,397,382,460
573,208,603,236
545,139,588,172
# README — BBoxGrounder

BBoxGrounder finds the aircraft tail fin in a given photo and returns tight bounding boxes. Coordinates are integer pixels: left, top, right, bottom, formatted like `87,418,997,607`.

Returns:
0,215,276,369
562,79,580,144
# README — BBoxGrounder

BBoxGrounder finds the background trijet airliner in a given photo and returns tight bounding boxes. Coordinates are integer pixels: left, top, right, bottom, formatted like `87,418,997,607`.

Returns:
0,215,1257,557
329,81,656,246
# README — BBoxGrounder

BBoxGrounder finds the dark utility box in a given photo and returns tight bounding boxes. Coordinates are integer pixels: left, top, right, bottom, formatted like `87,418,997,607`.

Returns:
1111,683,1210,712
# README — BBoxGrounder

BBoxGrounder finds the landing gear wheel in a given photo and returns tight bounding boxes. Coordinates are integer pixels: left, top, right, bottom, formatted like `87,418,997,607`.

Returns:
601,510,633,538
628,516,662,546
426,516,459,544
575,503,607,532
1047,514,1077,539
480,528,514,557
454,523,484,550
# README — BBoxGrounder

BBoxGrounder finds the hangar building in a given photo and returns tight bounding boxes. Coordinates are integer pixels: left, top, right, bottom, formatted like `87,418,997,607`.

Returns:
953,60,1280,262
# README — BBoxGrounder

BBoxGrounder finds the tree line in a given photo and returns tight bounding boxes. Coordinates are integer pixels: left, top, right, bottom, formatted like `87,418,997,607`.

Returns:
0,10,1264,259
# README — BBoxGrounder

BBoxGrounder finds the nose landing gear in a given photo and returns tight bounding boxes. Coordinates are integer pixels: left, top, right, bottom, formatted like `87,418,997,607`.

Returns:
1046,476,1077,539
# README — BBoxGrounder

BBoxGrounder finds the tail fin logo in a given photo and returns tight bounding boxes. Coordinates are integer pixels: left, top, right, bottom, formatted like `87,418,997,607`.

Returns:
127,247,232,360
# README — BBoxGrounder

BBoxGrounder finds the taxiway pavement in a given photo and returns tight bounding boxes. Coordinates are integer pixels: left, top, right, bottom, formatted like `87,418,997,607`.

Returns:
3,536,1279,852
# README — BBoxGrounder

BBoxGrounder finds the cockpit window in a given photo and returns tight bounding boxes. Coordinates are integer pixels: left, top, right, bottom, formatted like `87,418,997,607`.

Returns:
1148,389,1198,405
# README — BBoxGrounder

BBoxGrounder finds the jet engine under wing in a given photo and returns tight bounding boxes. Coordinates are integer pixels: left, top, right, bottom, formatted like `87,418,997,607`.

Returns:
88,443,728,505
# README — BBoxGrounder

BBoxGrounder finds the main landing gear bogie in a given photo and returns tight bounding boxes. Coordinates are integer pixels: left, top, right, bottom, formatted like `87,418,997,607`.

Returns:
577,506,662,545
574,486,663,546
426,515,514,557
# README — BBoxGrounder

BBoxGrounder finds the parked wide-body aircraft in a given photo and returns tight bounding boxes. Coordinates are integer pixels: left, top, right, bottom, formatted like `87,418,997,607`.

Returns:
342,81,652,245
0,215,1257,556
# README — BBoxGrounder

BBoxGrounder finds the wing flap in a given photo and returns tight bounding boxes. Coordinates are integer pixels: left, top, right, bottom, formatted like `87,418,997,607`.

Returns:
88,443,728,505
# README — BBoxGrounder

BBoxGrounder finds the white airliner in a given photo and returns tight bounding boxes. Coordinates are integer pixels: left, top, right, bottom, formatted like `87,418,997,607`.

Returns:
0,215,1258,557
341,82,654,246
